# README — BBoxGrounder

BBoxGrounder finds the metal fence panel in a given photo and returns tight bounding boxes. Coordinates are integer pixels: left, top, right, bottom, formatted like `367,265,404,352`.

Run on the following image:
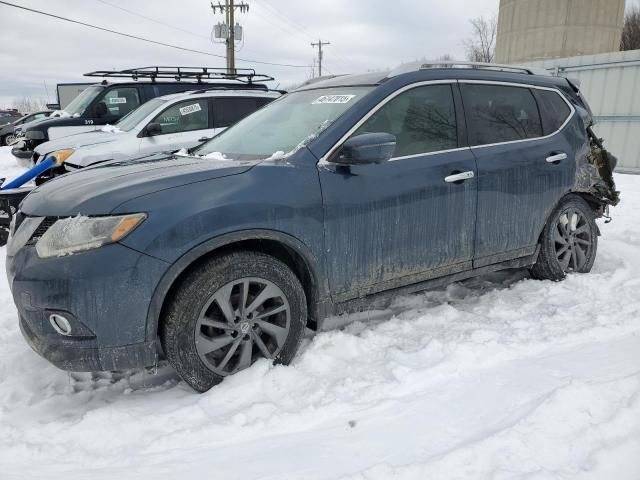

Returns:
525,50,640,173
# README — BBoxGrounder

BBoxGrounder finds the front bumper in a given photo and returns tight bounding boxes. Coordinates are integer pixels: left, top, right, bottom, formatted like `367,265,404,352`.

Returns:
19,314,156,371
7,240,170,372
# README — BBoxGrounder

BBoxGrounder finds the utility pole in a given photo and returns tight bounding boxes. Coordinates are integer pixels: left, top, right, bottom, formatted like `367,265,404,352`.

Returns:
311,39,330,77
227,0,235,72
211,0,249,72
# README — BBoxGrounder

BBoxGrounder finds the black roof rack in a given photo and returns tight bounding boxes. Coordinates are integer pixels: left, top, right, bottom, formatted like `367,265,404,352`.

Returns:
83,66,274,84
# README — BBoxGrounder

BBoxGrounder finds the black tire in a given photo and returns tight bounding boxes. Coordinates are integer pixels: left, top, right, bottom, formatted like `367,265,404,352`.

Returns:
0,227,7,247
530,194,598,282
0,135,8,147
160,251,307,392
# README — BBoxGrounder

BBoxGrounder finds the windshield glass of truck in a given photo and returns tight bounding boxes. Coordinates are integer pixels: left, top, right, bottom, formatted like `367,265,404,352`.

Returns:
194,87,373,160
64,86,104,117
116,98,166,132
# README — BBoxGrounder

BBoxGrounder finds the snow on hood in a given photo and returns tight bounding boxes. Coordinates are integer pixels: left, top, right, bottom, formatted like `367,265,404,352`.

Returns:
101,124,123,133
49,110,80,118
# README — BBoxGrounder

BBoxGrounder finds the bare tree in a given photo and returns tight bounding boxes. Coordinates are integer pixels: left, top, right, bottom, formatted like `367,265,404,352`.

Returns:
12,96,48,113
463,15,497,63
620,5,640,51
435,54,454,62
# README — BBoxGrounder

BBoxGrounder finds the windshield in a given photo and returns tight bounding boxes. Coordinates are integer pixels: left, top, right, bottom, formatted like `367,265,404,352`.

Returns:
116,97,167,132
194,86,373,160
64,86,103,116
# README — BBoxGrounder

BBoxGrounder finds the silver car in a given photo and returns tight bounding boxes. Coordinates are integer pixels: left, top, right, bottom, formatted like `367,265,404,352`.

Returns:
33,88,281,175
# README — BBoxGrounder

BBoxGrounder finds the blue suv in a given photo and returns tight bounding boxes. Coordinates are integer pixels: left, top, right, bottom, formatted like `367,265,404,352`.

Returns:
6,63,619,392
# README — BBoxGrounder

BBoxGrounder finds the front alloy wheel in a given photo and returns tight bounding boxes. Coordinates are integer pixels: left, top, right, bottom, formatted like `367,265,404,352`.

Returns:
161,251,307,392
195,278,291,376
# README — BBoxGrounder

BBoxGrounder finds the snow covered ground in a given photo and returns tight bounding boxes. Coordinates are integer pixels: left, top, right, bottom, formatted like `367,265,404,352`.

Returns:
1,145,639,479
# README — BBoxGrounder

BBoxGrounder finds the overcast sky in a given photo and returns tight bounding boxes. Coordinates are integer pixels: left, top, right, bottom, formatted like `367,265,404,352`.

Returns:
0,0,502,107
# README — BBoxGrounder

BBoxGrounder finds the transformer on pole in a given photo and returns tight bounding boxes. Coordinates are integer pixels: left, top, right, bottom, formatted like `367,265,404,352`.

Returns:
211,0,249,72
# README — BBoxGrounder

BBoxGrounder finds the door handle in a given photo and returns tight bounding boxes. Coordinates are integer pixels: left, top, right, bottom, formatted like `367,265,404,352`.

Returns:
444,171,475,183
546,153,567,163
198,136,212,142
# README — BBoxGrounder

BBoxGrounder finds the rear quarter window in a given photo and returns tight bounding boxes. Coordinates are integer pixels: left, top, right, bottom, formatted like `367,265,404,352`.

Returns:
532,89,572,135
460,84,543,146
213,97,270,128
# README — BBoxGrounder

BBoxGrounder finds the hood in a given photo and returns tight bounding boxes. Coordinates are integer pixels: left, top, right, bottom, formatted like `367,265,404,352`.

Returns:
35,130,117,157
21,153,260,217
23,116,81,133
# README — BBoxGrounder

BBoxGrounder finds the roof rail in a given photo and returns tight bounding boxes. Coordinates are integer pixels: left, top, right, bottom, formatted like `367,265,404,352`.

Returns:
387,61,550,78
83,66,274,84
188,84,269,94
295,74,344,89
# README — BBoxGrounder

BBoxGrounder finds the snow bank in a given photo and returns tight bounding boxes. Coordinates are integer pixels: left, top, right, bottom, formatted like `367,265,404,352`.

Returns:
0,145,31,185
0,174,639,479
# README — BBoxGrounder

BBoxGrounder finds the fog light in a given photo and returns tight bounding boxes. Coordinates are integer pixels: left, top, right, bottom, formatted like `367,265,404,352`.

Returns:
49,314,72,336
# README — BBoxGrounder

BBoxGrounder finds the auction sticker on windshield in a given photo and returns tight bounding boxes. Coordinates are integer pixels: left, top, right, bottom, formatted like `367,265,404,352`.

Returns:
179,104,202,116
109,98,127,104
312,95,356,105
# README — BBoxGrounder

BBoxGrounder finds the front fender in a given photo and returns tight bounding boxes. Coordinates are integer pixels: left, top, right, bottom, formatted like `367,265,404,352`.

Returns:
112,158,326,340
141,228,328,342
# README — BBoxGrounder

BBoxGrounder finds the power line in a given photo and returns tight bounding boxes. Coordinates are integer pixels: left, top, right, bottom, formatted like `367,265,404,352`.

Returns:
258,0,353,71
95,0,264,61
260,0,315,41
94,0,208,40
251,2,311,45
0,0,311,69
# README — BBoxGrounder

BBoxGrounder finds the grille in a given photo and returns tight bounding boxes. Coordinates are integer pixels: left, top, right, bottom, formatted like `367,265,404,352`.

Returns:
27,217,57,244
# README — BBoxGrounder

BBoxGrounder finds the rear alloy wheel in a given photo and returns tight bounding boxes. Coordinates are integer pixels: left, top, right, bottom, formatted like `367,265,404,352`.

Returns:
553,209,594,272
530,195,598,281
161,251,307,392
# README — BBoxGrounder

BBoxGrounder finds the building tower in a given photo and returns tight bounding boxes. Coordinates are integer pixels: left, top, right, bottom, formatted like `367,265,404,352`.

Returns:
495,0,626,64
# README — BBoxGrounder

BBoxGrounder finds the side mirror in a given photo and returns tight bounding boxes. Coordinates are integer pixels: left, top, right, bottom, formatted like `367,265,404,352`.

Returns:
334,132,396,165
145,122,162,136
94,102,108,118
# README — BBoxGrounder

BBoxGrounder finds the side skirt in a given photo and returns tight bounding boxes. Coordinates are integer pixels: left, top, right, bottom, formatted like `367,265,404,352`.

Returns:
318,249,539,331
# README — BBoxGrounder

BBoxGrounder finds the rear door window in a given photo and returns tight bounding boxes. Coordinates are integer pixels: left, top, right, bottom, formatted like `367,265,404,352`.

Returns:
353,84,458,157
460,84,543,146
213,97,268,128
533,89,572,135
150,99,209,134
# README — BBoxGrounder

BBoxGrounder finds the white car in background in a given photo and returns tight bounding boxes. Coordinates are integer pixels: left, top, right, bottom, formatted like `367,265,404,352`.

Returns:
33,87,281,182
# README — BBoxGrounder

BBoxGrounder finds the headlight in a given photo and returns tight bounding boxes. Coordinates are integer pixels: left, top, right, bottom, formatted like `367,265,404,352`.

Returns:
35,213,146,258
46,149,75,166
